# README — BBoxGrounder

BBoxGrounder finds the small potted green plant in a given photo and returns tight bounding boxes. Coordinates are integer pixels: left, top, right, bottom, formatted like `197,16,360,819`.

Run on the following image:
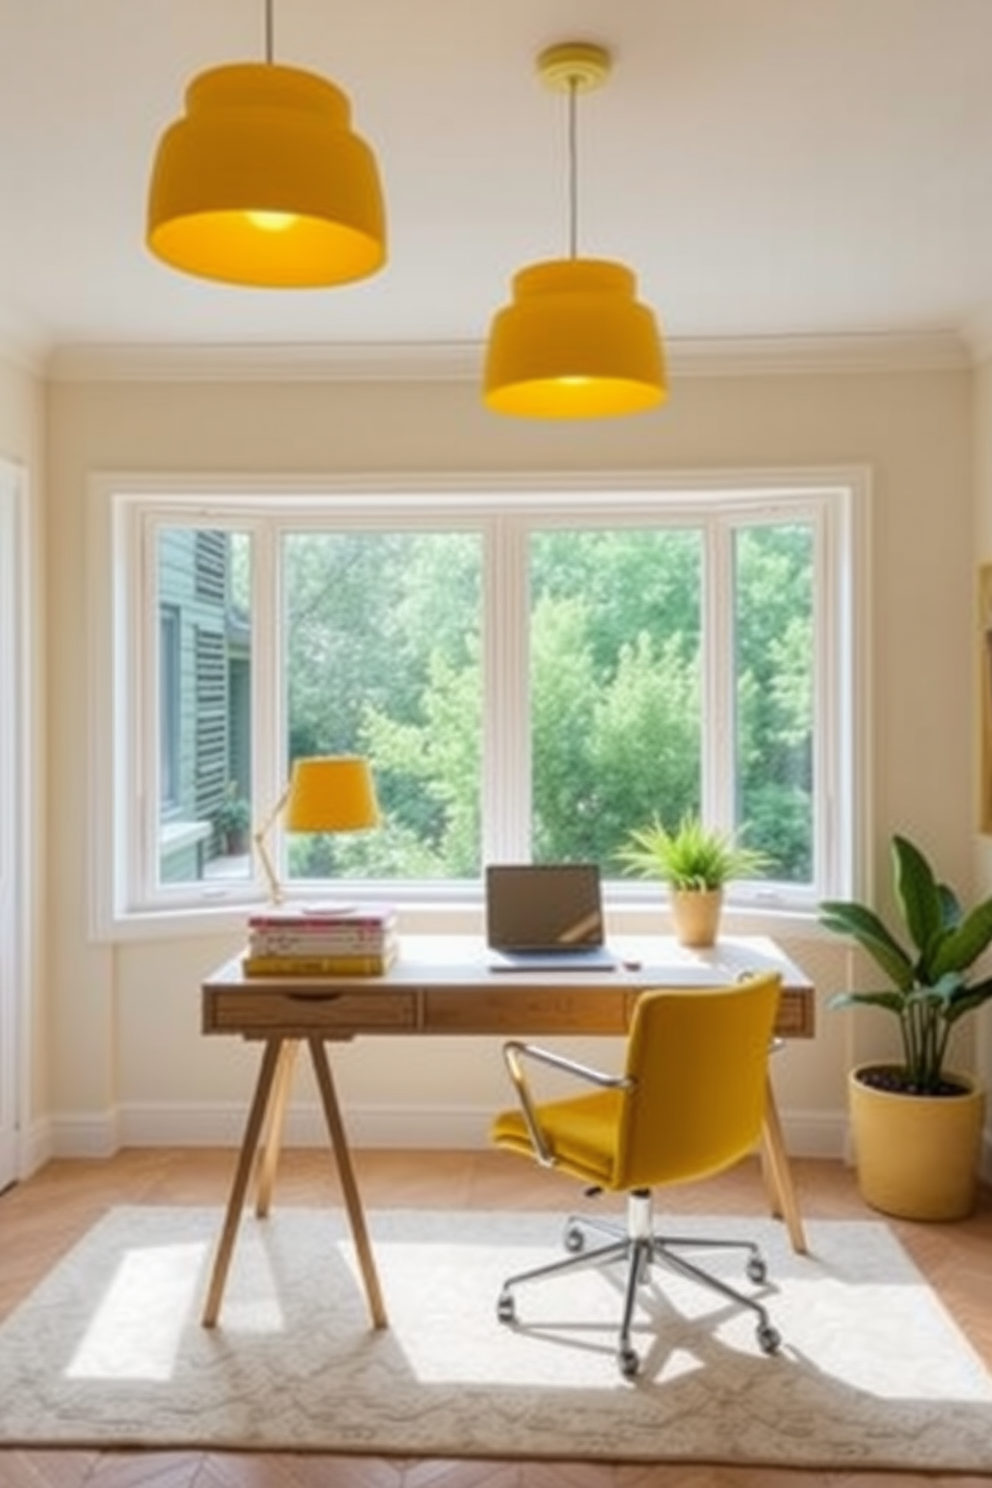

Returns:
214,782,251,856
616,812,771,947
820,833,992,1219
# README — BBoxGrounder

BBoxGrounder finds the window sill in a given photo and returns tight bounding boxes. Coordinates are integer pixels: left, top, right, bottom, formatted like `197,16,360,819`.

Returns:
95,894,824,945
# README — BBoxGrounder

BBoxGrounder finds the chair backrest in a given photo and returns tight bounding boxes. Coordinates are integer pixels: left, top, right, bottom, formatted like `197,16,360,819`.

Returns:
611,973,782,1191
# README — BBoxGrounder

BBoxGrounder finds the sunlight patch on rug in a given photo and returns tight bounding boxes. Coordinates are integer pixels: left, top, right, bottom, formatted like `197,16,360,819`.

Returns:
67,1239,208,1381
0,1205,989,1470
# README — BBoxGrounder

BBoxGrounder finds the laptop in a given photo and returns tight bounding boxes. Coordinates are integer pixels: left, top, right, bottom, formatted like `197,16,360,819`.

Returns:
484,862,619,971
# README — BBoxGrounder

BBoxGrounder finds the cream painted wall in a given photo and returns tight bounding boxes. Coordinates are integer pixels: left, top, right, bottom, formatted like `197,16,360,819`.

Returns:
0,354,47,1147
0,357,43,460
41,364,978,1160
972,360,992,1096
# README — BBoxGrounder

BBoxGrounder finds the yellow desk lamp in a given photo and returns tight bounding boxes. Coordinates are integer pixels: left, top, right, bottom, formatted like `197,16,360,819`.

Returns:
254,755,380,904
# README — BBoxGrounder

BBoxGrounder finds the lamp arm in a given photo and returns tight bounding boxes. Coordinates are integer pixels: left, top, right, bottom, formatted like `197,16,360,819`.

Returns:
501,1039,633,1168
253,782,291,904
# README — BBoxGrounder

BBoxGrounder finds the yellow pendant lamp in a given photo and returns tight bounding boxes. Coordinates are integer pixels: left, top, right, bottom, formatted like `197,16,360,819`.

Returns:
484,42,666,419
146,0,386,288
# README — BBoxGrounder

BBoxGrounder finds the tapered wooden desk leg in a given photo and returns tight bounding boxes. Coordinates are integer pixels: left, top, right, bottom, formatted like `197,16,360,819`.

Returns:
307,1036,389,1330
202,1036,284,1327
255,1038,299,1218
760,1075,807,1254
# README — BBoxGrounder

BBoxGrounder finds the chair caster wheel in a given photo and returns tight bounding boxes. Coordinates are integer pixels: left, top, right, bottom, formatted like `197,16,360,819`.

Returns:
564,1223,585,1253
497,1293,516,1324
618,1347,640,1379
746,1256,767,1284
757,1322,781,1354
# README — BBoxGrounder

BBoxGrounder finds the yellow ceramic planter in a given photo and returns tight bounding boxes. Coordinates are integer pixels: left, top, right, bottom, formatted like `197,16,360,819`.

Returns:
848,1064,986,1220
670,888,723,948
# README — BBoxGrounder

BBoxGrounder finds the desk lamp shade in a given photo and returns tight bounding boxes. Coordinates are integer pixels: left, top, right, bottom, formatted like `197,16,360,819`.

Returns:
255,754,380,902
483,41,666,419
147,28,386,289
285,755,381,833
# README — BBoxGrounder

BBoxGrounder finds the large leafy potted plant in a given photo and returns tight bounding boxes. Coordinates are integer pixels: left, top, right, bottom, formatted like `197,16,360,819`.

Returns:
616,812,771,947
820,833,992,1219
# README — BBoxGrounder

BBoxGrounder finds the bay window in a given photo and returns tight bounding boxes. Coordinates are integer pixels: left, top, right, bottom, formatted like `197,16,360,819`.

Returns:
90,473,864,931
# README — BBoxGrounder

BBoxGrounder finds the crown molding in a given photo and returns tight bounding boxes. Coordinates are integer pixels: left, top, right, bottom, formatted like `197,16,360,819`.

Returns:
46,340,483,384
671,331,971,377
43,329,971,385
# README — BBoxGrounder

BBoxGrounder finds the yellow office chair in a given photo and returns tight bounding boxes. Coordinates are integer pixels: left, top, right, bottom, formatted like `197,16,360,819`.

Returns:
491,973,784,1378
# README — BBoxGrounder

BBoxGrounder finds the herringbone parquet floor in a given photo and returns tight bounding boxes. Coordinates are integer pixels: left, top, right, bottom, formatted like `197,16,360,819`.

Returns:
0,1147,989,1488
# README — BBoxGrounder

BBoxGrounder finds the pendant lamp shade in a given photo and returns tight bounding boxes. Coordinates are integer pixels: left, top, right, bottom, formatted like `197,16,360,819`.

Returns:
147,61,386,288
484,258,666,418
483,42,666,419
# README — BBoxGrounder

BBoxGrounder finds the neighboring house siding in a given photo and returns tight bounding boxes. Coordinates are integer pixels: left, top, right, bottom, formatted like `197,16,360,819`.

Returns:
158,528,241,872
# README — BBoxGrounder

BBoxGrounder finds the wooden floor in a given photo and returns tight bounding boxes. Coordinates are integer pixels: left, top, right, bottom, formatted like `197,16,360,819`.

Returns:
0,1146,990,1488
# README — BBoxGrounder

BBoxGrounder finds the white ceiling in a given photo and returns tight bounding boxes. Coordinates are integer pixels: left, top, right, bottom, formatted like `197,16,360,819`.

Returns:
3,0,992,369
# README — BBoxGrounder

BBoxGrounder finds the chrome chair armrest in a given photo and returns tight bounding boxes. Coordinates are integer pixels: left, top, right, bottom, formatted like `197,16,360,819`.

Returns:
501,1039,633,1167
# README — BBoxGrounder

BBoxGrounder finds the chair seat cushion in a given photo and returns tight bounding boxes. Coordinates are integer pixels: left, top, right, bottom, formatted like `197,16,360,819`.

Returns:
491,1090,622,1187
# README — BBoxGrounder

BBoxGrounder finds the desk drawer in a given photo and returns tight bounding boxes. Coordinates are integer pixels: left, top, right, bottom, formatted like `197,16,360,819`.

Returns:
774,987,815,1038
425,988,627,1035
204,988,417,1035
623,985,815,1039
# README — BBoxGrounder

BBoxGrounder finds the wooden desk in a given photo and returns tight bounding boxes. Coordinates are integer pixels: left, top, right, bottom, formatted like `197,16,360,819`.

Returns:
201,934,815,1329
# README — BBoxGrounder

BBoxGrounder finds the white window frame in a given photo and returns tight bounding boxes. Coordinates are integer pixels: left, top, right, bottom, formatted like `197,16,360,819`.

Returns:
87,467,871,941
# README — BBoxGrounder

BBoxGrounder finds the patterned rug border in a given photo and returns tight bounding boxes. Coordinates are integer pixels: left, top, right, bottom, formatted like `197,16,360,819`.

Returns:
0,1206,989,1472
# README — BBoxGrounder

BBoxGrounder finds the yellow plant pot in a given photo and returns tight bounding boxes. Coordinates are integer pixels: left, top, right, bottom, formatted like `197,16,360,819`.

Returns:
670,888,723,948
848,1064,986,1221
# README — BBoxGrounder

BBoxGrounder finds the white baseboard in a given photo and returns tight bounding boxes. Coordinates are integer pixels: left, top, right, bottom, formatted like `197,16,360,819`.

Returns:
44,1101,853,1162
34,1103,992,1194
19,1115,53,1177
49,1109,121,1161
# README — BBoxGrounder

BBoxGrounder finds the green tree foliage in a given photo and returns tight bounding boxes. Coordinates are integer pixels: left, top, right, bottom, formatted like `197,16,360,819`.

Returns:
284,531,482,879
529,528,702,863
361,647,482,876
279,519,814,884
734,525,813,879
588,632,701,854
530,592,600,861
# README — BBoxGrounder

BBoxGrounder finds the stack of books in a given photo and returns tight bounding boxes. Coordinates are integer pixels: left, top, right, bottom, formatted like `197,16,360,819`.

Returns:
243,904,398,976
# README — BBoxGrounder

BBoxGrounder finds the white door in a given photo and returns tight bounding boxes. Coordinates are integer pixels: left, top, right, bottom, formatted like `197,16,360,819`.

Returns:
0,461,25,1191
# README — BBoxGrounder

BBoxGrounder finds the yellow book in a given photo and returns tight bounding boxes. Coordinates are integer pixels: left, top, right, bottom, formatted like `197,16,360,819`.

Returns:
242,949,396,977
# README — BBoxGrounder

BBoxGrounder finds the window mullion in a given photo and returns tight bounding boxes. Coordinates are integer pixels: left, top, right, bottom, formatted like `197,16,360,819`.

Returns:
135,512,162,905
251,523,282,893
703,517,735,830
817,491,858,898
483,514,529,861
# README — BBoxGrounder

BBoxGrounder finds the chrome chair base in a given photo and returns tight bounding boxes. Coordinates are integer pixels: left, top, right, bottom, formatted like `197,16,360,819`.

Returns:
496,1188,782,1378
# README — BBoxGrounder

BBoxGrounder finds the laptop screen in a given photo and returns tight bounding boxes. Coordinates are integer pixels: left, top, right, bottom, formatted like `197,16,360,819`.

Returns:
485,863,606,952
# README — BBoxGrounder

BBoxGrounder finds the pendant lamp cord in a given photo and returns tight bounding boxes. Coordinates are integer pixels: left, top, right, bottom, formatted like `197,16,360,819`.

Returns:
567,75,579,259
264,0,274,63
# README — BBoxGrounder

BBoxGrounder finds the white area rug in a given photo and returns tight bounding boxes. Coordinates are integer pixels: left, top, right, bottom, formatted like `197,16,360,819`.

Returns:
0,1205,989,1470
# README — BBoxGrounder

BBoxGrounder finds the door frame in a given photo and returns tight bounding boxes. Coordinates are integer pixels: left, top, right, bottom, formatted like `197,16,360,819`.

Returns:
0,458,30,1189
